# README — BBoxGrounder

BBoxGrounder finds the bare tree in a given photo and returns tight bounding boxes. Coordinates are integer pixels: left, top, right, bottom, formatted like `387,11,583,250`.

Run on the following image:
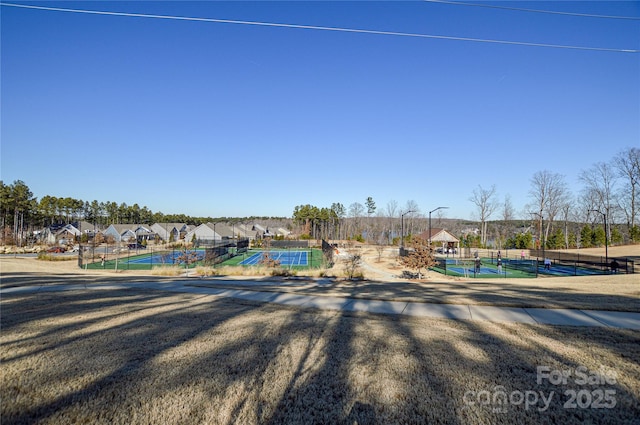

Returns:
348,202,364,239
469,184,497,247
613,147,640,232
343,251,363,280
385,200,398,245
560,201,572,249
434,208,447,227
176,248,200,268
495,195,515,249
579,162,618,242
259,238,281,268
502,195,515,222
375,242,386,262
404,200,420,237
528,170,570,248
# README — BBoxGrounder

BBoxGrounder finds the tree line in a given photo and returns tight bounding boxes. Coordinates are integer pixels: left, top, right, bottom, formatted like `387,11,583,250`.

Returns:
0,180,285,246
292,147,640,249
2,148,637,249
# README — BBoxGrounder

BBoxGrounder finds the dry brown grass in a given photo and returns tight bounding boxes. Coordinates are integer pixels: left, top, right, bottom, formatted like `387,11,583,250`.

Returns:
1,289,639,424
151,265,186,276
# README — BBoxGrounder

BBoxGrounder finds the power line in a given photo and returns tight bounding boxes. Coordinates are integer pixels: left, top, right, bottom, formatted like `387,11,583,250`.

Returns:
1,2,637,53
423,0,640,20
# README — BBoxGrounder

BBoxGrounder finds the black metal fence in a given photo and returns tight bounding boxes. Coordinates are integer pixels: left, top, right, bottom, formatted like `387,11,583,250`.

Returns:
529,249,635,274
322,239,335,266
78,243,207,270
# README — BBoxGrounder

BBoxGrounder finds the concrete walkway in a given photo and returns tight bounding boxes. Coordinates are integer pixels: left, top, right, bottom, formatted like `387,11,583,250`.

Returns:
2,280,640,329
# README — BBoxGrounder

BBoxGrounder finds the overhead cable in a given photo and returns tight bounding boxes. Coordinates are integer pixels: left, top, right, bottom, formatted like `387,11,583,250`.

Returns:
423,0,640,20
1,2,637,53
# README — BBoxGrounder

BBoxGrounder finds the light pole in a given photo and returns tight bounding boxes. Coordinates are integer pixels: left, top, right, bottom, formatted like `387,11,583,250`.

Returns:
589,209,608,268
428,207,448,250
532,212,544,260
400,210,415,253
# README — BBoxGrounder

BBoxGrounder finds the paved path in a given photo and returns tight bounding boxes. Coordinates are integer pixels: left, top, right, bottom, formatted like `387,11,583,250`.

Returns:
2,280,640,329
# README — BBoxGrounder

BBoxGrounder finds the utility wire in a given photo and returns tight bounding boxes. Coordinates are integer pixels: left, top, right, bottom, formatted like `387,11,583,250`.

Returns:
424,0,640,20
1,2,637,53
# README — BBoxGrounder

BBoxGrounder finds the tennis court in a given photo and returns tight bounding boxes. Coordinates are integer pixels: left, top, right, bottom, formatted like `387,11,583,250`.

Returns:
120,249,206,265
239,251,309,266
538,263,608,277
431,258,534,278
446,266,513,276
432,257,611,278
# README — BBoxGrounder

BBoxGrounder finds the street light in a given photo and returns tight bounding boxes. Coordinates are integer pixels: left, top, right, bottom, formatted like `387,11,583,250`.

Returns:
532,212,544,260
589,209,608,268
400,210,415,252
429,207,449,249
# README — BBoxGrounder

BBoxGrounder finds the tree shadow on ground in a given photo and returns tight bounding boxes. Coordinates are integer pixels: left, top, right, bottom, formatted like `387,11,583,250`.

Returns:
188,278,640,312
1,286,639,424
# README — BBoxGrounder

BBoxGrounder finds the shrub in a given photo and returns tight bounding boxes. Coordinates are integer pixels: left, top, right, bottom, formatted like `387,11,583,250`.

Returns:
36,252,75,262
343,252,363,280
270,267,296,277
195,266,216,277
151,266,183,276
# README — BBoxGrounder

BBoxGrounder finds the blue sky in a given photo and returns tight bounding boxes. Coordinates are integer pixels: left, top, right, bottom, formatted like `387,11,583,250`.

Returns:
2,1,638,220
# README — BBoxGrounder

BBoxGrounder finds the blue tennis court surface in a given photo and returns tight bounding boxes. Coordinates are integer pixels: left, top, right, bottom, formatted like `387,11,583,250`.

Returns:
122,250,205,265
240,251,308,266
538,264,607,276
447,267,511,276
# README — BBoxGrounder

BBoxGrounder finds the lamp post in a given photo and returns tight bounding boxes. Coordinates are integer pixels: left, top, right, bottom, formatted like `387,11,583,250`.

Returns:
428,207,448,250
212,222,217,269
532,212,544,260
400,210,415,253
589,209,608,268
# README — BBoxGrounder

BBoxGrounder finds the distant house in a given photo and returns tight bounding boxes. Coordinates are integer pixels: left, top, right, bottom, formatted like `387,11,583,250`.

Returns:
39,222,99,244
252,224,266,234
252,224,277,239
234,224,256,240
276,227,292,238
42,223,81,245
185,223,220,243
212,223,235,239
57,223,81,240
73,221,99,237
103,224,153,243
134,224,155,241
150,223,190,242
39,227,60,245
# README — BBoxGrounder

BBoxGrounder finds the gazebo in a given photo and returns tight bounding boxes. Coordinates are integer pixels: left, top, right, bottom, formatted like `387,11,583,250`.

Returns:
418,228,460,254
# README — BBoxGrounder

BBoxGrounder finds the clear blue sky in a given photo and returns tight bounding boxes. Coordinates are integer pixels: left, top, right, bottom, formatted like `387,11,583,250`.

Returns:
2,1,638,220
